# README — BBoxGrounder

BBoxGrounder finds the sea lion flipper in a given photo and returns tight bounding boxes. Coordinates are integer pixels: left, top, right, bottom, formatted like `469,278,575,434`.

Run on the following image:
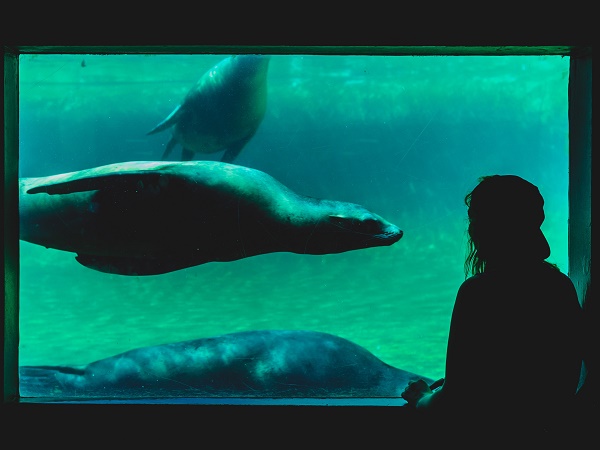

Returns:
27,174,126,195
27,172,166,195
181,148,194,161
147,104,183,135
221,139,250,163
75,253,196,276
161,137,179,160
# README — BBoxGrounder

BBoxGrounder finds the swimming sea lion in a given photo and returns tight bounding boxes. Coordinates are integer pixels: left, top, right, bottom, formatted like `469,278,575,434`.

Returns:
19,161,403,276
147,54,270,163
19,330,433,399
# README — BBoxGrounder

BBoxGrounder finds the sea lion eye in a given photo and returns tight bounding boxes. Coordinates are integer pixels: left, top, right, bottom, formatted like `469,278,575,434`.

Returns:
329,215,382,233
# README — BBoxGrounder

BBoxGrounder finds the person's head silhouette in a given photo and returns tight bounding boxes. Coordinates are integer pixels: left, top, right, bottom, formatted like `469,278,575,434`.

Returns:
464,175,550,276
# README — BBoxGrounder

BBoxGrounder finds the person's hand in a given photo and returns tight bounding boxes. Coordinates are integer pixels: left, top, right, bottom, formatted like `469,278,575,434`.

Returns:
401,379,432,407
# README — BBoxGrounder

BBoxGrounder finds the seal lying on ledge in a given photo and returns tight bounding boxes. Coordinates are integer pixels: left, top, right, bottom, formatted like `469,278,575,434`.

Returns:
147,54,270,163
19,161,402,276
19,330,433,399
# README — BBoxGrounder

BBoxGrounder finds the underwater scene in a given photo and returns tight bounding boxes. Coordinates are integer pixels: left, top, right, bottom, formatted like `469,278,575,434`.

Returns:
17,53,570,400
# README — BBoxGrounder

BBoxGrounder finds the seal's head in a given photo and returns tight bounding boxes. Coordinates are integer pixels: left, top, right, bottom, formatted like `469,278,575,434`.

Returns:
221,54,271,85
465,174,550,274
300,201,403,255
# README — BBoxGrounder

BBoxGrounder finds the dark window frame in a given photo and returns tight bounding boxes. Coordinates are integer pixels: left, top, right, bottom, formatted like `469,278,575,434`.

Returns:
2,46,592,417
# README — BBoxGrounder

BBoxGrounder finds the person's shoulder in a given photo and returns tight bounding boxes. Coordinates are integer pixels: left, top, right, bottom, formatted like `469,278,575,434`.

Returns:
455,273,488,304
538,261,577,290
457,272,487,291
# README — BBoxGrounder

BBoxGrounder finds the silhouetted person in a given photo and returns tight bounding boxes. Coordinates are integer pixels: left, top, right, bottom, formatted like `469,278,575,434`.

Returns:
401,175,584,444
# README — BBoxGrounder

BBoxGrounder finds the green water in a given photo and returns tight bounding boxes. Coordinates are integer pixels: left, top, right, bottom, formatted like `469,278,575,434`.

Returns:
17,53,570,389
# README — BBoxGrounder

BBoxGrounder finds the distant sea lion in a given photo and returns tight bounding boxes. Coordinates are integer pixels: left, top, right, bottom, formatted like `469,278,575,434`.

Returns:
147,55,271,163
19,330,433,399
19,161,403,276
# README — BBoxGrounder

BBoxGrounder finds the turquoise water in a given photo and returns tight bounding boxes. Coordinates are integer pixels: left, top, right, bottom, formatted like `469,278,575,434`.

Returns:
17,54,570,390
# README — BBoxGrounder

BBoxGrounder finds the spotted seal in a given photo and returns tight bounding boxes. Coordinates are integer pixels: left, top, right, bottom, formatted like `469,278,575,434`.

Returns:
147,54,270,163
19,161,403,276
19,330,433,399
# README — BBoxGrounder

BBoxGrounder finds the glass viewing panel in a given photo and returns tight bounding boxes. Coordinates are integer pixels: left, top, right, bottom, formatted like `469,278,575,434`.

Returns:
17,53,570,401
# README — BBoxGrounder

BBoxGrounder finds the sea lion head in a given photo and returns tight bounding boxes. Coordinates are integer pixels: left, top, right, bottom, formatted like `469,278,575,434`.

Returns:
298,200,403,255
221,54,271,85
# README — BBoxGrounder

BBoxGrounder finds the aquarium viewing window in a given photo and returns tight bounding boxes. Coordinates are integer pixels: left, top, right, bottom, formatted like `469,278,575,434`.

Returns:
2,46,592,408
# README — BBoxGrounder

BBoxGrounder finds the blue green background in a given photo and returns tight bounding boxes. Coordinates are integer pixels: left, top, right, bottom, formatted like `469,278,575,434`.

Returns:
18,54,569,387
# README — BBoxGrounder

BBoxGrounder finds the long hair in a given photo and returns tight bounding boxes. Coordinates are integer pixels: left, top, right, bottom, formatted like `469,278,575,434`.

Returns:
463,176,488,278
